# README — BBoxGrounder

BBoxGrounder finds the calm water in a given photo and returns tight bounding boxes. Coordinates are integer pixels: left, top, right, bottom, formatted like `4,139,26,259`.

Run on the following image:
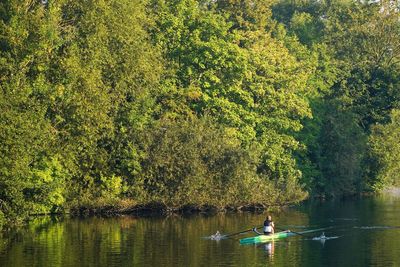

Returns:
1,194,400,267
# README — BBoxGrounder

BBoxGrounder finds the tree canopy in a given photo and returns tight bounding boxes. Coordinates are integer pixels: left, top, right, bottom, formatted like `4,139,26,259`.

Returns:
1,0,400,228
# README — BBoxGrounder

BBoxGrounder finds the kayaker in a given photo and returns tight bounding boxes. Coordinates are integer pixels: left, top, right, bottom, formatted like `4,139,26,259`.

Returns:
263,215,275,235
252,215,275,235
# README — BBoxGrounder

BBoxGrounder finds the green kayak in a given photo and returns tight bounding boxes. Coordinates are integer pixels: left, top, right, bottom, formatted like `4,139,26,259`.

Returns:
239,227,328,244
239,231,293,244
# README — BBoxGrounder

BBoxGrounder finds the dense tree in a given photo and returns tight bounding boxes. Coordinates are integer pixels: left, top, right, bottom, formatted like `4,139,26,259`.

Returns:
0,0,160,226
369,109,400,190
150,0,312,201
0,0,63,225
1,0,400,228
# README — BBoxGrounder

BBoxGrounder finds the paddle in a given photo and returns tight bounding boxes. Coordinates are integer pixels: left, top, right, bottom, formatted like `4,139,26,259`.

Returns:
275,227,310,237
224,225,328,238
276,226,332,238
223,226,262,238
225,225,298,238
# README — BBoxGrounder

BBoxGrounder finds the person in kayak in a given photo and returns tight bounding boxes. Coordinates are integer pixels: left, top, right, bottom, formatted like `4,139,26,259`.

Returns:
253,215,275,235
263,215,275,235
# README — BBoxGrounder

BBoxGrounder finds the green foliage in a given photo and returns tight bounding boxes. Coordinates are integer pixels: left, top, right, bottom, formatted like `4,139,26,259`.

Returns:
273,0,400,197
369,109,400,190
3,0,400,227
0,210,4,230
28,156,68,213
135,116,306,207
98,175,127,204
150,0,312,200
138,117,253,206
323,1,400,129
320,0,400,195
0,0,59,223
0,0,160,224
319,102,367,195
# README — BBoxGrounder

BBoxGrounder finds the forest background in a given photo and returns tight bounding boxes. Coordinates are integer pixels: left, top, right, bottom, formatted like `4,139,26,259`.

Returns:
1,0,400,228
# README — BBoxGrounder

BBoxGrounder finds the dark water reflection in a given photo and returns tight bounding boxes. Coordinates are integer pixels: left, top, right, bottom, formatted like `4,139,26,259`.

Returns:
1,194,400,266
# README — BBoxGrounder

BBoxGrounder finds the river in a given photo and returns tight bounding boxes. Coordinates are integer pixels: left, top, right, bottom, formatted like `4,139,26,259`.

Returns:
1,194,399,266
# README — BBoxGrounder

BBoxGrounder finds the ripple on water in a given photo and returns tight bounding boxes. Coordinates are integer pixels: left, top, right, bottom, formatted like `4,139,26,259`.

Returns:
353,226,400,230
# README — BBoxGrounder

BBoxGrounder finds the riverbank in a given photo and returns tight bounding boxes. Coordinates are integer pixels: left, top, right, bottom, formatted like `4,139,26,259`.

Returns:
69,199,285,217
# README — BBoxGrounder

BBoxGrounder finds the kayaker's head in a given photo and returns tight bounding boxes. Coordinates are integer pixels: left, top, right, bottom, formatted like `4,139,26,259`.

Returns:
266,215,272,221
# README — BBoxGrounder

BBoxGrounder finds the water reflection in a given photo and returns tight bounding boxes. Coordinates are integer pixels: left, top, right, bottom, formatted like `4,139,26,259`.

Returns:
0,195,399,266
263,241,275,260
